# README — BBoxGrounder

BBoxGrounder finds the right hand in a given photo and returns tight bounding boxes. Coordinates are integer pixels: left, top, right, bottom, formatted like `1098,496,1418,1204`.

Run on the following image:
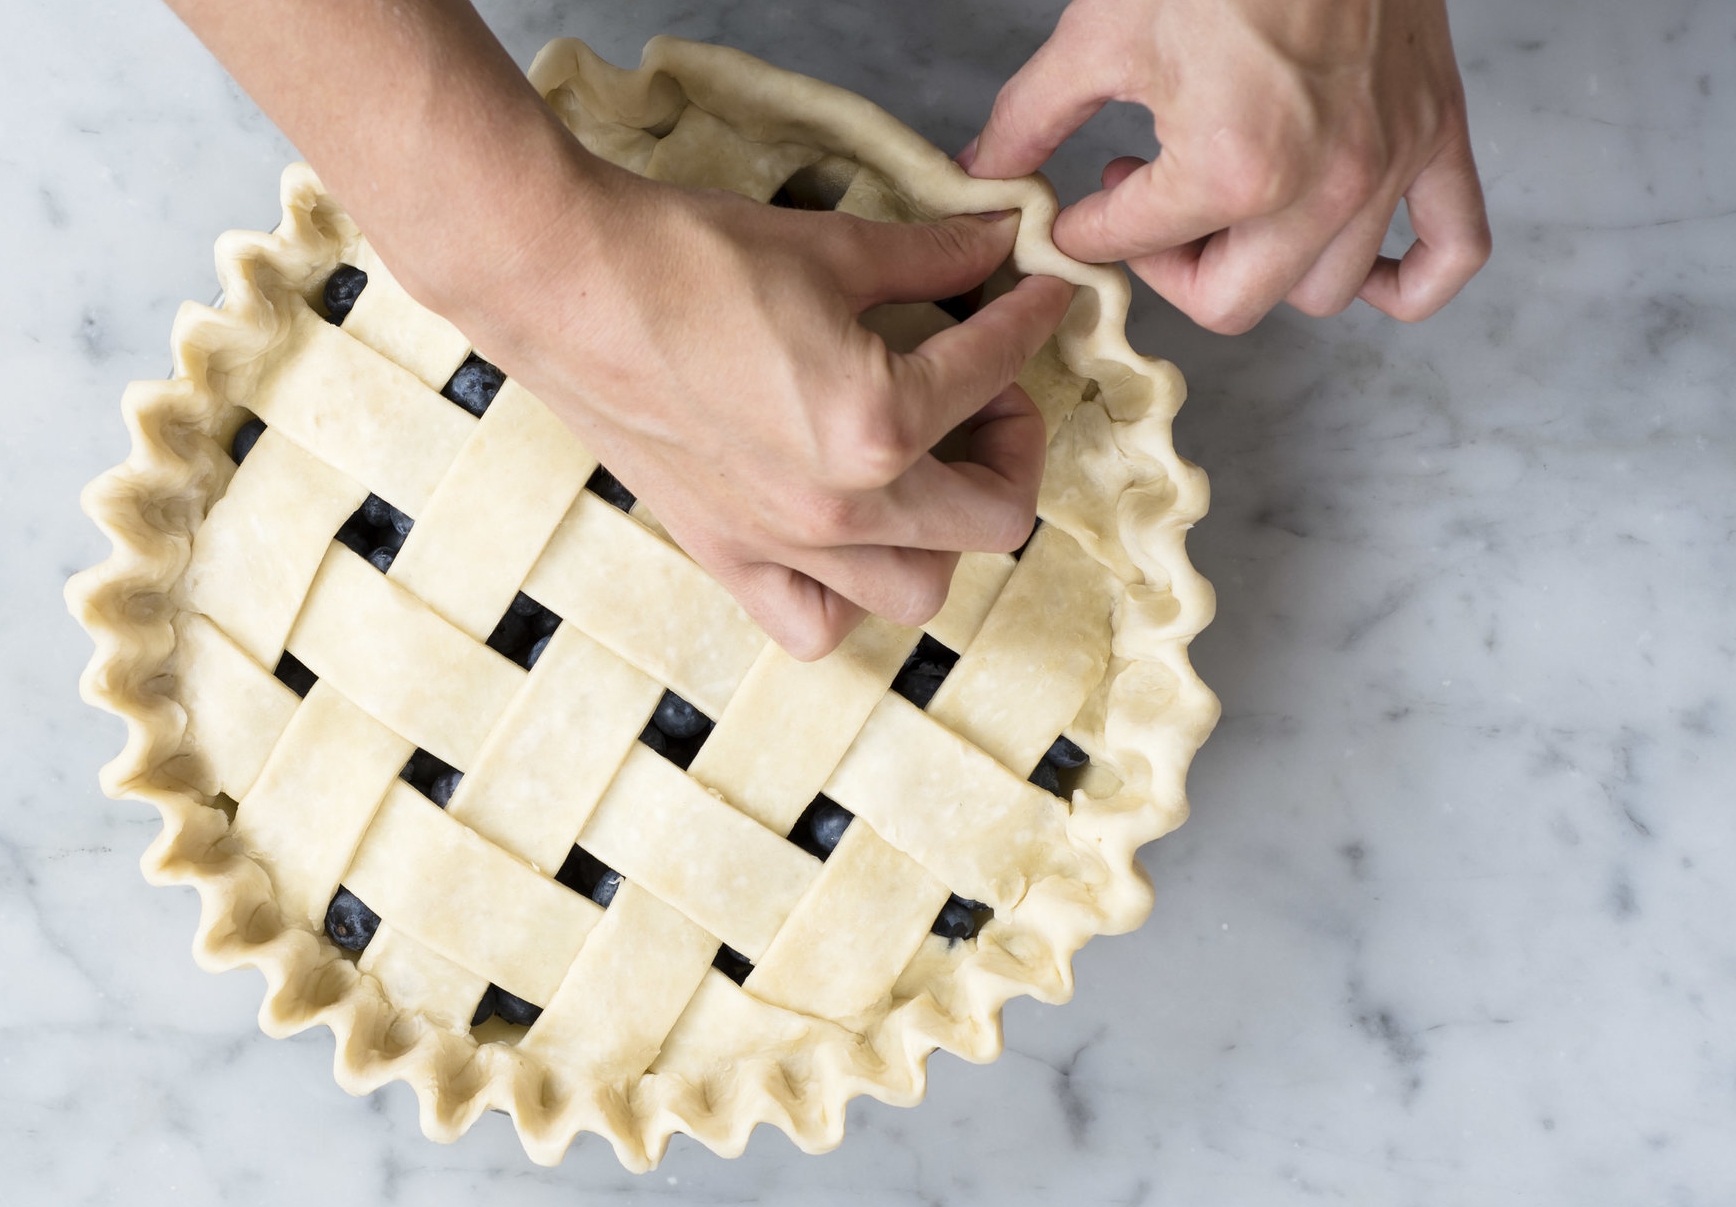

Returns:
440,159,1074,660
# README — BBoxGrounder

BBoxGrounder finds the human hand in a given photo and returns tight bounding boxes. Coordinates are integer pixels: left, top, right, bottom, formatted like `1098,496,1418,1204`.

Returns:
962,0,1491,333
453,163,1072,659
165,0,1073,661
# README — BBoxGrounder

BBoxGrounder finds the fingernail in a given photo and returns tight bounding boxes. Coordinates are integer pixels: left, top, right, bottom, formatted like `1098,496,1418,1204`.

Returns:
956,137,979,170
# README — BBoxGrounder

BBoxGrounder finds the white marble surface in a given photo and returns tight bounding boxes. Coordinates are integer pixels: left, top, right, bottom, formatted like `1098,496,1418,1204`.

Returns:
4,0,1733,1202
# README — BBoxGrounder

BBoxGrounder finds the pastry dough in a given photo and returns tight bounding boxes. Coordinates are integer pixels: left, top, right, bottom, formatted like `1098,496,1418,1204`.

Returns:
65,35,1218,1169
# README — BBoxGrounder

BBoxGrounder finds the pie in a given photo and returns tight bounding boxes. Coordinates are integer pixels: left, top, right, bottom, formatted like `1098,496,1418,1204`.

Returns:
65,34,1218,1169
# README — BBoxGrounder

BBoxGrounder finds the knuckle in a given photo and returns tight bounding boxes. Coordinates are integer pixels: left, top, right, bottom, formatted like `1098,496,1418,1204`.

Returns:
1189,290,1261,336
1210,134,1303,219
826,399,914,489
1321,149,1382,216
786,490,866,546
1289,286,1351,319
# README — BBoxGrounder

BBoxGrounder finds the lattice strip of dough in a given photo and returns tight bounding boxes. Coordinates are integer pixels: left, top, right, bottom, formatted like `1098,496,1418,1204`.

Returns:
927,522,1118,775
823,694,1076,909
387,379,596,640
231,680,414,928
247,303,475,515
578,745,820,961
342,243,472,390
167,613,299,800
686,613,914,835
181,427,368,666
447,622,664,874
644,103,821,200
359,923,489,1032
342,781,601,1005
924,551,1016,655
521,492,765,718
286,545,524,770
745,820,950,1021
521,881,717,1088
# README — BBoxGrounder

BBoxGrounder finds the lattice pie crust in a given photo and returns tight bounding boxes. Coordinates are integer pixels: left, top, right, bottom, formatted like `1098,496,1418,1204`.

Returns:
65,36,1218,1168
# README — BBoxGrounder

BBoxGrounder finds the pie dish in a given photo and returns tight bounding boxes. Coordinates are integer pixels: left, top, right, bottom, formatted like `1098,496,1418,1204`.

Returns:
65,35,1218,1169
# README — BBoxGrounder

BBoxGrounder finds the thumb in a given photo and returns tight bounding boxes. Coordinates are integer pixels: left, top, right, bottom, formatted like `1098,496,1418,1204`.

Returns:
965,12,1118,180
837,210,1020,309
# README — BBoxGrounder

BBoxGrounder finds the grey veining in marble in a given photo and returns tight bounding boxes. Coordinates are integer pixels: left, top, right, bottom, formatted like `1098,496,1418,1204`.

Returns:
4,0,1733,1203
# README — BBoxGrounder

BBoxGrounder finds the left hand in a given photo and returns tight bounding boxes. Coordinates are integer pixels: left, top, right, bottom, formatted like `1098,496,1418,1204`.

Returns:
962,0,1492,333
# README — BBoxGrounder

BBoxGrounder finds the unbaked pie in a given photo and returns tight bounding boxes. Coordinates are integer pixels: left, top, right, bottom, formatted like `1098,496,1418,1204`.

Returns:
66,35,1217,1169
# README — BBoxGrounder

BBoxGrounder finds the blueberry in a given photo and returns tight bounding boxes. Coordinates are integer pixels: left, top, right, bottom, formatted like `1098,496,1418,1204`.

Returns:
360,493,394,528
590,869,622,909
273,650,317,698
892,664,948,709
374,522,407,553
322,265,368,324
712,944,753,985
509,591,542,617
442,354,506,418
891,634,960,710
335,516,375,558
231,417,266,464
529,606,561,638
808,800,852,855
386,503,414,537
486,609,529,660
367,546,395,574
1045,735,1088,768
652,691,709,739
637,722,670,757
932,895,989,941
470,984,497,1027
1029,759,1062,796
493,986,542,1027
525,633,551,670
430,769,462,808
586,464,636,512
554,846,620,905
325,887,380,951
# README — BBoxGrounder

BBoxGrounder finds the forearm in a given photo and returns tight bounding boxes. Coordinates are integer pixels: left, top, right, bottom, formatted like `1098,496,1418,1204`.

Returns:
164,0,605,316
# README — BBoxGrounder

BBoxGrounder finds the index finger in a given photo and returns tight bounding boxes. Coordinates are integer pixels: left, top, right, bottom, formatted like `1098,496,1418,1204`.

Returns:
883,273,1075,454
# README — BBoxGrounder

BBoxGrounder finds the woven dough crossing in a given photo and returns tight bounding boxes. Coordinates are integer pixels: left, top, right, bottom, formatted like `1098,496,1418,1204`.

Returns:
174,227,1118,1093
68,34,1217,1169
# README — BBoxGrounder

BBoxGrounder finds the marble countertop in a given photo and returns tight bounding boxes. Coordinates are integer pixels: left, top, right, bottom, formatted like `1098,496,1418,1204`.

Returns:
5,0,1732,1202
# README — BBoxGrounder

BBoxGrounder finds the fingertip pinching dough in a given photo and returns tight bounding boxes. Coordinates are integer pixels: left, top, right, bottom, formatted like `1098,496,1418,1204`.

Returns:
66,36,1218,1169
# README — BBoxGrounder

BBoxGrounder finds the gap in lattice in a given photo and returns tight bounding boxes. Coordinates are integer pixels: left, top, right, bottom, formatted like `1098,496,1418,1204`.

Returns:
1027,732,1090,799
555,845,624,910
1010,517,1042,562
891,633,960,710
584,464,636,513
789,795,853,861
636,689,714,771
335,493,414,574
486,591,562,669
400,748,462,808
472,983,542,1028
273,649,317,698
712,943,753,986
931,894,991,943
441,351,505,418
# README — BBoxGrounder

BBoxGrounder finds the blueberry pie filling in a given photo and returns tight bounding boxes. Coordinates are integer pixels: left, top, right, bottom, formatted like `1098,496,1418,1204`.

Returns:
69,35,1213,1172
